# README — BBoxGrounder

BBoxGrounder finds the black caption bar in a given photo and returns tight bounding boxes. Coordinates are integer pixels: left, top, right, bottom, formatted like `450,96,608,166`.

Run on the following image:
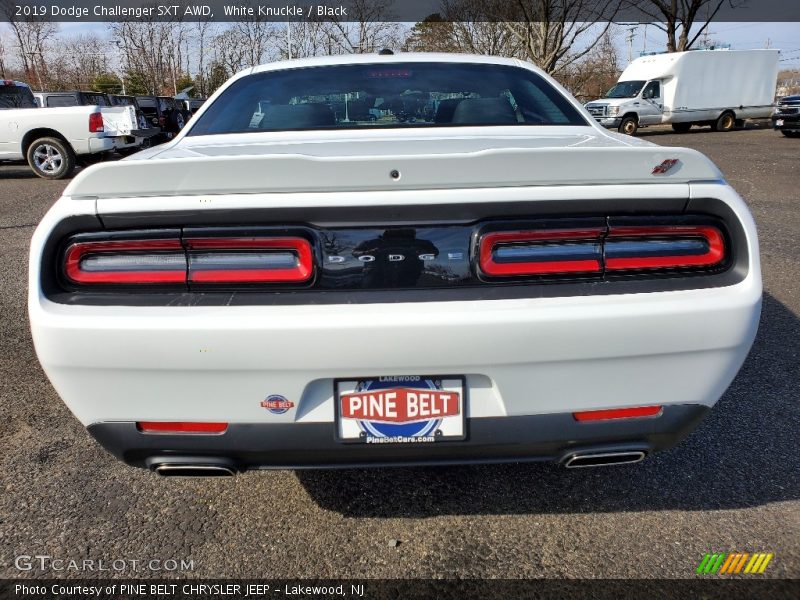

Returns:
2,579,799,600
2,0,800,22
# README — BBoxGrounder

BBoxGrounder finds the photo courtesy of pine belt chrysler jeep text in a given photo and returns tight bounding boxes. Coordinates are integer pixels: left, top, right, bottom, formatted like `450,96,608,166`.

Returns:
28,53,761,476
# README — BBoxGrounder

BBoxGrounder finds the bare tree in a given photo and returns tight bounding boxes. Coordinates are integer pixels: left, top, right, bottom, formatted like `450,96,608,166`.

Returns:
50,33,112,90
437,1,521,56
496,1,624,75
636,0,745,52
0,30,8,78
325,0,403,54
559,29,621,101
109,20,183,95
1,2,57,90
231,17,279,66
194,19,215,96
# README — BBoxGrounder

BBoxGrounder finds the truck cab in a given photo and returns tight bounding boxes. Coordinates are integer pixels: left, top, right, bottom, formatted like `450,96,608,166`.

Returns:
585,79,664,135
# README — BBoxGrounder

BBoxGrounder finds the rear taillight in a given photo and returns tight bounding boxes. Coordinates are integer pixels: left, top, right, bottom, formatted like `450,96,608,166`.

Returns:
479,228,605,277
64,239,185,285
186,237,313,284
573,406,663,421
63,234,314,286
88,111,104,133
137,422,228,434
479,222,726,279
605,225,725,271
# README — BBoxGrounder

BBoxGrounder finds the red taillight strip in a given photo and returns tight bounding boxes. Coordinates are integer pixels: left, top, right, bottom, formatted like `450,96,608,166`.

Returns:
137,422,228,434
573,406,663,422
64,239,185,284
479,228,604,277
186,237,313,283
605,225,725,270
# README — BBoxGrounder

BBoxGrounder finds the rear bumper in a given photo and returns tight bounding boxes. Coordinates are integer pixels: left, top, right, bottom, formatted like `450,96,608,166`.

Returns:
88,404,709,470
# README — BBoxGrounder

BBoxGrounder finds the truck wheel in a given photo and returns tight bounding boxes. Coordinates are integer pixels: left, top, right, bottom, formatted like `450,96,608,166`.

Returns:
712,112,735,132
618,116,638,135
782,130,800,138
671,123,692,133
26,137,76,180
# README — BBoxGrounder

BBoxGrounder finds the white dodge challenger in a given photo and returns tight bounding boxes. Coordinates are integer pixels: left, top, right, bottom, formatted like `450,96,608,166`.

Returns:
28,53,760,476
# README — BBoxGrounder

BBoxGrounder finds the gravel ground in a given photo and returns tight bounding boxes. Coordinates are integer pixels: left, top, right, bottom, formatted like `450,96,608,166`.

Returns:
0,126,797,581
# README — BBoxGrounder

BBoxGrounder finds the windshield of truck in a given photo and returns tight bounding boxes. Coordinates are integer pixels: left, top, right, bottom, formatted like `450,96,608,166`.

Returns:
604,81,646,99
189,62,587,135
0,84,36,109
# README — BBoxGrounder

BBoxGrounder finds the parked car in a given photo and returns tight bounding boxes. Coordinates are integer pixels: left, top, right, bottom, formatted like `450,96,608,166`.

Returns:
135,95,187,142
29,54,761,475
585,49,779,135
108,94,161,150
772,95,800,137
1,80,138,178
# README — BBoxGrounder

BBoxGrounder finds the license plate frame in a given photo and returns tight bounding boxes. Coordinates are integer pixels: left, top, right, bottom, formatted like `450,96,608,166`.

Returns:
334,375,466,444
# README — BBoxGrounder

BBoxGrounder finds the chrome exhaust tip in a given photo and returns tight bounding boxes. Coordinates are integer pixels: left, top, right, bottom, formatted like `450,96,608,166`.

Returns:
564,451,647,468
154,464,236,477
148,457,238,477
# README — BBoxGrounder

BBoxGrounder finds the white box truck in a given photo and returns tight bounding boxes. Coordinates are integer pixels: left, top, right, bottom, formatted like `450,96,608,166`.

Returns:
585,49,779,135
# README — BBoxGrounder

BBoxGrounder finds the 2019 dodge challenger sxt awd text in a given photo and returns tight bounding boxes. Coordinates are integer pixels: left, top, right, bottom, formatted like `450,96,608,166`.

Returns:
29,54,760,476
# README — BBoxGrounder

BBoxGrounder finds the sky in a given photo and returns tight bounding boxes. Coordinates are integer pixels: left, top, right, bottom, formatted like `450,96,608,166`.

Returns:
26,20,800,71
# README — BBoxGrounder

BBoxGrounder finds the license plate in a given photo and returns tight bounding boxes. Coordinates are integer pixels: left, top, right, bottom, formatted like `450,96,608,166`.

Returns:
335,376,465,444
776,119,785,126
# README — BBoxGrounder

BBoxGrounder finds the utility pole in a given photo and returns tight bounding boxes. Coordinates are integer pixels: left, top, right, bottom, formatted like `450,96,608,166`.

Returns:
287,23,292,59
626,27,637,63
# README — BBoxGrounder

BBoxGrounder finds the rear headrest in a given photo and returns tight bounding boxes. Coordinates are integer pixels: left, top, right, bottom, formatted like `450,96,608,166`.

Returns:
434,98,463,123
451,98,517,125
262,103,335,129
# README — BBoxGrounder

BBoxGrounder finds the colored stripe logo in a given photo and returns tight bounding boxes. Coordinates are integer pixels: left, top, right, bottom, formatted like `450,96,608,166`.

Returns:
696,552,773,574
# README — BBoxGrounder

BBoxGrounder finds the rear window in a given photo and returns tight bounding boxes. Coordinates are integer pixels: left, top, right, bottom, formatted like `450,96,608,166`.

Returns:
0,84,36,109
46,95,79,108
189,62,587,136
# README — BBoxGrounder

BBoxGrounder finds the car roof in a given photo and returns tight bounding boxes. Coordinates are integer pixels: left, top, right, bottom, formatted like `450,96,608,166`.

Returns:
248,52,532,76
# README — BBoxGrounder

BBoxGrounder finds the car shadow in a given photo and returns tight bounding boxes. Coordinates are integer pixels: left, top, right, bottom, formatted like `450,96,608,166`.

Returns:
0,163,39,179
295,292,798,517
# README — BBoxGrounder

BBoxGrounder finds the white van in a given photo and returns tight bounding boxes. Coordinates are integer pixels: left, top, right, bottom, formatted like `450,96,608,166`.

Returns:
585,49,779,135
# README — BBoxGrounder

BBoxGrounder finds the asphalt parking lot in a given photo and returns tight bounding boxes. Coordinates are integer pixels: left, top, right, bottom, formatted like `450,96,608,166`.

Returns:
0,126,798,581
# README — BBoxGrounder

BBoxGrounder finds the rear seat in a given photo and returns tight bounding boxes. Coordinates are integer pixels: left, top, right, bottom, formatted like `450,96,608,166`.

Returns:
261,103,335,129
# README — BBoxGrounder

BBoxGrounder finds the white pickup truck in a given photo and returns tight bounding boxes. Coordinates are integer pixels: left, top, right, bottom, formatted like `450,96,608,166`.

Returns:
0,80,139,179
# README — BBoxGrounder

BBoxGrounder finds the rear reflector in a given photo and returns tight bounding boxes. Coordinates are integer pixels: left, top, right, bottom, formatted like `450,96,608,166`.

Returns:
137,422,228,434
64,239,185,284
605,225,725,271
479,228,604,277
573,406,663,422
186,237,313,283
